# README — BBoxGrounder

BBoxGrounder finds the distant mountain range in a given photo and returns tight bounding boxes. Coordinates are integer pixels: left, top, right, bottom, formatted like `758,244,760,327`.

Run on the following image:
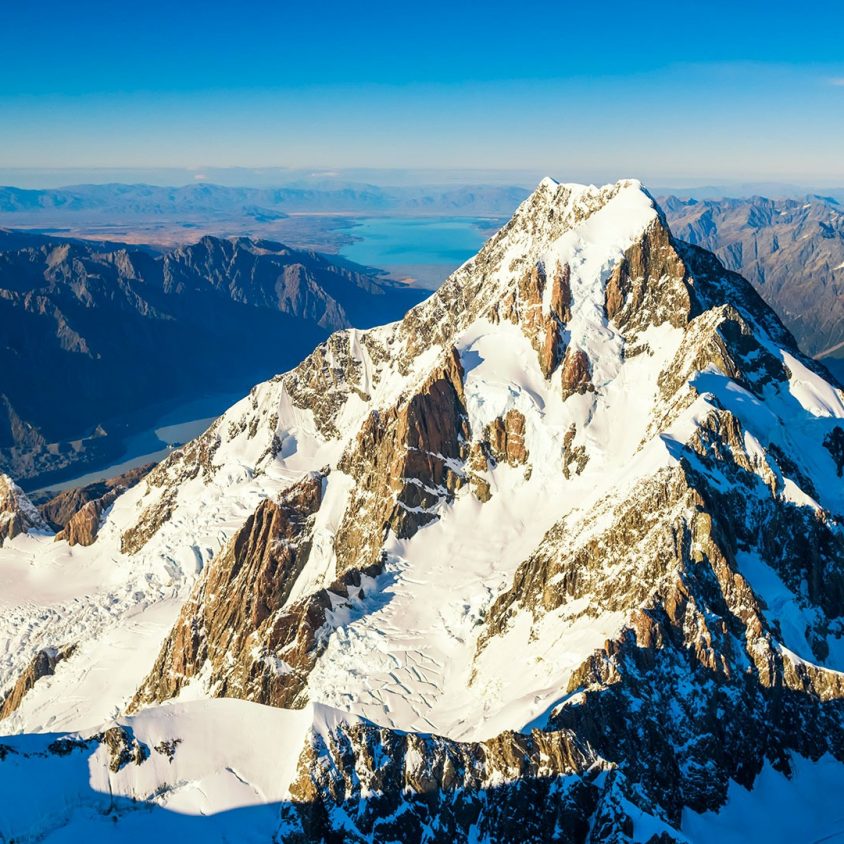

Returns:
0,182,530,223
0,230,424,484
662,195,844,363
3,182,843,371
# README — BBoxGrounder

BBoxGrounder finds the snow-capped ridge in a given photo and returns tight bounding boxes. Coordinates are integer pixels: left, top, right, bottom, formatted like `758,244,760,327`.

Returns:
3,174,844,842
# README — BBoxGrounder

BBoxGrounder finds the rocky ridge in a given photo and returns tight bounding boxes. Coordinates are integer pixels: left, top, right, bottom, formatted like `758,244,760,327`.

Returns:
0,474,47,545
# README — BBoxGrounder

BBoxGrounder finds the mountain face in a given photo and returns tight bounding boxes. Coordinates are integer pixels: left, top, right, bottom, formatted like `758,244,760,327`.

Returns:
34,464,153,546
0,231,423,484
1,179,844,841
662,195,844,360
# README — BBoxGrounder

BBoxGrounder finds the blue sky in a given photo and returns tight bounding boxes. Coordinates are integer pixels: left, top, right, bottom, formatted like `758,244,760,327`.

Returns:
2,0,844,185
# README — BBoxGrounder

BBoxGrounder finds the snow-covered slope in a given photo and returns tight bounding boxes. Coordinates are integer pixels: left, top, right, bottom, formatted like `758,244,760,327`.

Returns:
0,699,312,842
2,178,844,842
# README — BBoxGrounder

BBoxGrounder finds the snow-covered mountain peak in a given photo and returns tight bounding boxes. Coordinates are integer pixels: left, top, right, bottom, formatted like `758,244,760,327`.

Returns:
381,178,668,395
3,178,844,841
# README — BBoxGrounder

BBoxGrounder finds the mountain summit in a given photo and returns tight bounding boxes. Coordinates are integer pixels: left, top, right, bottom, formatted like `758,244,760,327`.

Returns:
1,179,844,842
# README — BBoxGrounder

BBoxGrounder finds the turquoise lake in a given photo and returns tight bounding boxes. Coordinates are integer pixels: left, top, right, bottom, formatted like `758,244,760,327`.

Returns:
339,216,502,288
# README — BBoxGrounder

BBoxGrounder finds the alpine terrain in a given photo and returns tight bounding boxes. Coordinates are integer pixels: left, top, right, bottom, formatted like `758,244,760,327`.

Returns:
1,178,844,842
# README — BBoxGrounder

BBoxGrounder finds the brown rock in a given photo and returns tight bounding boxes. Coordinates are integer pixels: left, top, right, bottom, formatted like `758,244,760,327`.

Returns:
39,464,152,532
120,427,221,555
485,409,529,466
561,348,594,400
604,218,692,336
550,260,573,323
521,263,568,379
562,424,589,479
98,725,149,772
131,472,325,710
56,498,107,546
470,475,492,502
0,473,48,545
1,644,77,719
333,346,470,576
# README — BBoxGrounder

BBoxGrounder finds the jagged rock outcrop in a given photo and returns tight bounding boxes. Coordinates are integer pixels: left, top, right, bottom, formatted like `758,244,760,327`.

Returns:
0,644,76,719
604,217,693,337
490,259,572,378
561,347,594,400
38,464,152,532
0,473,48,544
99,725,150,773
119,424,222,555
55,498,108,547
131,473,326,708
562,424,588,479
332,346,470,575
272,181,844,838
44,465,153,547
281,718,602,844
485,409,529,466
281,451,844,839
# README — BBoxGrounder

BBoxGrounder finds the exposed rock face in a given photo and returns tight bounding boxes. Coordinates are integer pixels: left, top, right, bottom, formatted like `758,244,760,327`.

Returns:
55,499,108,547
282,332,371,440
561,347,594,400
11,179,844,842
0,473,48,544
548,481,844,826
282,719,601,844
485,409,529,466
281,454,844,838
562,424,588,479
332,346,470,575
45,465,153,547
270,182,844,838
604,217,692,337
0,644,76,719
131,473,326,709
492,260,571,378
99,725,150,773
120,424,222,555
38,464,152,531
551,260,574,323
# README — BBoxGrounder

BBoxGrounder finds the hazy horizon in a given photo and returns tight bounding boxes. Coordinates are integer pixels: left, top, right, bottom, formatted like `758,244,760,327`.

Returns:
2,167,844,200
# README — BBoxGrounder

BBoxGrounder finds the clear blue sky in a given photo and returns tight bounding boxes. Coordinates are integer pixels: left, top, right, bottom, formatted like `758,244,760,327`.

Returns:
2,0,844,185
